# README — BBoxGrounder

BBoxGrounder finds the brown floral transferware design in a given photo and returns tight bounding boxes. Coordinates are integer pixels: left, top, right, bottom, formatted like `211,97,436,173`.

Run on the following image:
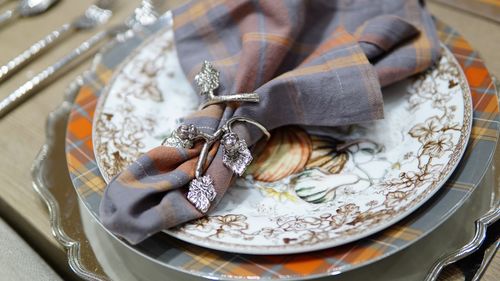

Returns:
93,45,472,254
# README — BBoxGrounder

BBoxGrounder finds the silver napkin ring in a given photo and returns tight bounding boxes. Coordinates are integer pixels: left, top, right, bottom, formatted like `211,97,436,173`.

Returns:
164,60,269,213
162,126,218,213
162,117,269,213
195,61,260,109
190,117,269,213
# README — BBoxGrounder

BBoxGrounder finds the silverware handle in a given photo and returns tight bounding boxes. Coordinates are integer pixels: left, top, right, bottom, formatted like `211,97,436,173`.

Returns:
0,9,19,26
0,31,108,118
0,24,72,83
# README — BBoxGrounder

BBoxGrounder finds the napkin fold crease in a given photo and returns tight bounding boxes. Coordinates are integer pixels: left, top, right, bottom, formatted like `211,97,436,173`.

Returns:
100,0,441,244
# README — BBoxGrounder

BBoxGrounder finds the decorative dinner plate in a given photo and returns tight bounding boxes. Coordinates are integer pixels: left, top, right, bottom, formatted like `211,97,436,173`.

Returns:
65,14,500,280
91,18,472,254
34,74,498,281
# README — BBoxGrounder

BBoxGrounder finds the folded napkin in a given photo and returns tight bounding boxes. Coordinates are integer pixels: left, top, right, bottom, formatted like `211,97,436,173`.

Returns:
100,0,440,244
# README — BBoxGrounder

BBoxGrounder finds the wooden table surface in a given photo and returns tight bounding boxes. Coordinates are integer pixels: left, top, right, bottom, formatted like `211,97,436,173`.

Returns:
0,0,498,280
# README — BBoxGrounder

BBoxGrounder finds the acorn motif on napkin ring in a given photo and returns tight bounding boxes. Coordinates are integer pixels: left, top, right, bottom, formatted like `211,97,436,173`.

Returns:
161,124,212,149
194,61,260,109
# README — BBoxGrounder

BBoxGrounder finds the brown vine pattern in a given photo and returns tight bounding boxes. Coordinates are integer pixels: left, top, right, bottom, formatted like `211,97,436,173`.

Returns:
94,31,173,180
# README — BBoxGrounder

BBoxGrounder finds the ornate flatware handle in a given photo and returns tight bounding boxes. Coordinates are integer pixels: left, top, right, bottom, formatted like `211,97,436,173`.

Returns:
0,9,18,26
0,24,72,83
0,30,107,118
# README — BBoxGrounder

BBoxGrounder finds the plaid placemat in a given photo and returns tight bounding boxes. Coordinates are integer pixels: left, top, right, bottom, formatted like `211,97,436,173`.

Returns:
65,19,499,280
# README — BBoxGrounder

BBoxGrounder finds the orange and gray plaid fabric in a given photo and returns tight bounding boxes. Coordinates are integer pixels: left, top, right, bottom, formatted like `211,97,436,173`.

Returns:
66,17,499,278
100,0,441,244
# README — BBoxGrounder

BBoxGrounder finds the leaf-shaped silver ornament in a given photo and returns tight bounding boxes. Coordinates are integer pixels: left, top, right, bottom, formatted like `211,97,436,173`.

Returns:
162,133,186,148
187,175,217,213
221,132,253,176
161,124,199,149
194,61,220,94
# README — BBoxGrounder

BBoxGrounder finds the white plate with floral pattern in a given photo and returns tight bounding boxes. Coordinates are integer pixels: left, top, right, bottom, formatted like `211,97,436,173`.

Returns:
92,25,472,254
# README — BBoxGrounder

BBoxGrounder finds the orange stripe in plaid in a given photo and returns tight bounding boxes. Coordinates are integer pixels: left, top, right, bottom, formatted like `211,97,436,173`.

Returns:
67,117,92,142
182,249,227,270
484,99,500,115
83,174,107,195
223,259,266,278
243,32,293,47
466,67,490,88
414,29,433,73
280,50,368,79
282,255,331,275
85,138,93,152
452,36,474,51
471,127,499,140
70,88,98,121
341,245,383,264
381,225,422,241
66,144,107,195
213,53,240,67
74,85,95,107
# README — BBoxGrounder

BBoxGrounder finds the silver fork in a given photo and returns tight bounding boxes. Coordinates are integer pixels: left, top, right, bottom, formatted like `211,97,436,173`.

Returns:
0,0,114,83
0,0,159,118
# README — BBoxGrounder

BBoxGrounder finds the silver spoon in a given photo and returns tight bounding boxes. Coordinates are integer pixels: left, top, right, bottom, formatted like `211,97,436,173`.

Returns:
0,0,60,27
0,0,160,118
0,0,114,83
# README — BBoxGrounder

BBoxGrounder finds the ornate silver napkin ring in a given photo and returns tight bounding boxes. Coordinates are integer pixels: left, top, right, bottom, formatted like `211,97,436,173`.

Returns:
161,60,270,213
195,61,260,108
163,117,269,213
